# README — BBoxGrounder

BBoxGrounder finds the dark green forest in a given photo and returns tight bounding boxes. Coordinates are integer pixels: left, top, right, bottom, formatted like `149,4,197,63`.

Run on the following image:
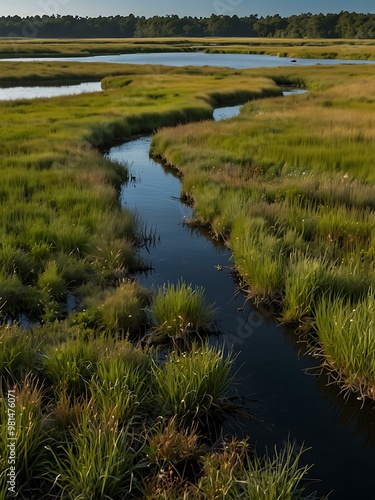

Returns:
1,11,375,39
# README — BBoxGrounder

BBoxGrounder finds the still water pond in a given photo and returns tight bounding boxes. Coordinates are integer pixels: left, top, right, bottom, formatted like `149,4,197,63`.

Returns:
106,104,375,500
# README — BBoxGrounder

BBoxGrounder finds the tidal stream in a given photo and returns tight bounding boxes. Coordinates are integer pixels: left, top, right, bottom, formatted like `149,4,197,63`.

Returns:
106,102,375,499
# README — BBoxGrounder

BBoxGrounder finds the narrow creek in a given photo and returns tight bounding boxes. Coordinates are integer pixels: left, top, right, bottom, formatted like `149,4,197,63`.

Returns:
106,101,375,500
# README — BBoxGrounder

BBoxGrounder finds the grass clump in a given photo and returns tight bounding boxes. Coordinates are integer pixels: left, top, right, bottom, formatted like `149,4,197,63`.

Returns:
0,377,51,494
198,437,249,498
0,325,37,384
48,411,141,499
314,291,375,400
149,280,216,342
100,280,151,338
231,218,284,301
152,341,233,423
281,256,323,324
236,442,322,500
147,417,202,466
73,280,152,339
40,339,98,397
176,438,322,500
37,260,66,300
92,343,154,422
0,272,36,318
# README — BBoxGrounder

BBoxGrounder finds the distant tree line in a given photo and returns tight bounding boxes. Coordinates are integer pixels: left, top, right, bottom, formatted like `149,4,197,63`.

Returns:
1,11,375,39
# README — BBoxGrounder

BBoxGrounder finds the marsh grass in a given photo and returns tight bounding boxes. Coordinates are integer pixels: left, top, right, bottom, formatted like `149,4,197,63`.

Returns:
198,437,248,498
237,442,322,500
147,417,202,467
0,272,32,318
151,63,375,399
92,370,143,424
0,376,51,494
314,292,375,400
41,339,98,397
87,236,139,277
0,62,280,321
230,218,284,301
281,257,323,324
48,411,142,499
149,281,216,342
197,439,322,500
74,280,152,339
92,345,154,422
0,326,35,383
37,260,67,300
99,281,152,337
0,319,322,498
152,342,234,423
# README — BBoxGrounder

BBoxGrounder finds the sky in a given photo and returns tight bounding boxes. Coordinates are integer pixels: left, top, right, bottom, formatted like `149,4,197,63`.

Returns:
1,0,374,18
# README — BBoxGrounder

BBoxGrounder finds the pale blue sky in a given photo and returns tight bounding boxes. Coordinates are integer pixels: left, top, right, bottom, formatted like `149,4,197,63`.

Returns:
1,0,373,18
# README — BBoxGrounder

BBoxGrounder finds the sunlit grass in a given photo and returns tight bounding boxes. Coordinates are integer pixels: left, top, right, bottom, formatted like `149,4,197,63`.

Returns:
98,280,151,338
314,291,375,400
237,442,323,500
0,62,279,322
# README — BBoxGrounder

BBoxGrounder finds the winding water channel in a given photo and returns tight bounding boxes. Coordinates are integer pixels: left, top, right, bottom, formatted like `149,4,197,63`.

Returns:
106,103,375,500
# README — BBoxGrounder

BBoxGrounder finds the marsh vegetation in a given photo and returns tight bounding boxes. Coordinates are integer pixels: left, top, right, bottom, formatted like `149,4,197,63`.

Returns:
1,322,328,498
3,41,375,496
0,59,327,497
0,62,280,322
151,63,375,402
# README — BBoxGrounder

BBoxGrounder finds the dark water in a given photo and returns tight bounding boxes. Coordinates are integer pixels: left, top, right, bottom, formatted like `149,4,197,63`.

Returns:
4,52,375,69
0,81,101,101
107,104,375,499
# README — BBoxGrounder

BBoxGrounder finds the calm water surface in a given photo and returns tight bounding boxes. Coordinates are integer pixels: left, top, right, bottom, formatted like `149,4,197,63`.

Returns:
106,104,375,500
0,81,101,100
5,52,375,68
